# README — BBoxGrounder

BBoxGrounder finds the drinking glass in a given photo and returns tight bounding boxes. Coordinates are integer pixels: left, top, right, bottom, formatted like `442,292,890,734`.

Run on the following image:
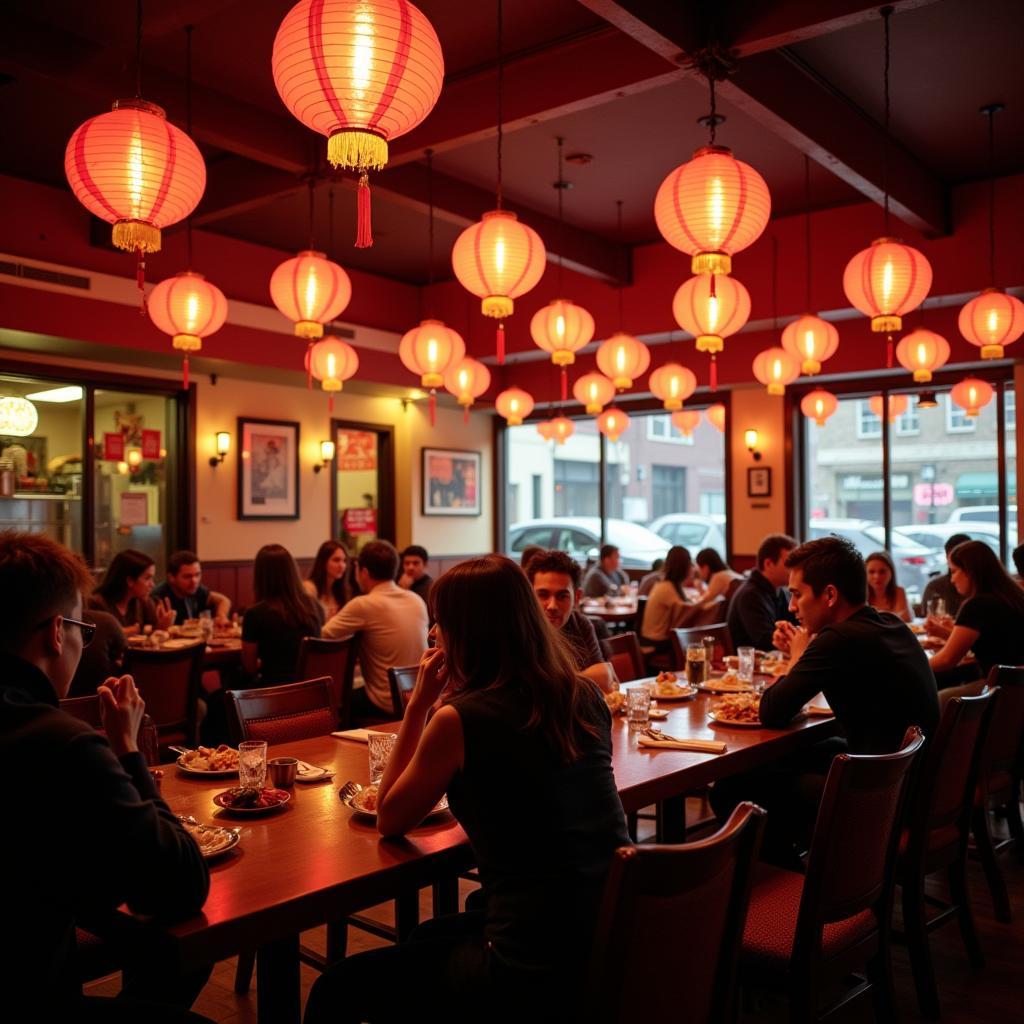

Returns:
238,740,268,790
367,731,398,784
737,646,756,685
199,610,214,642
685,642,707,686
625,686,651,729
928,597,946,619
702,635,717,671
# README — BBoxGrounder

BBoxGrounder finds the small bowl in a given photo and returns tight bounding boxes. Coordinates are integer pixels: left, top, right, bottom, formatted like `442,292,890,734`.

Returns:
268,756,299,788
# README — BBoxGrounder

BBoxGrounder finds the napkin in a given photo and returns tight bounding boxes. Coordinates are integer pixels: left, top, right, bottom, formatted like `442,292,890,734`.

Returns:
805,704,834,717
638,734,727,754
332,728,372,743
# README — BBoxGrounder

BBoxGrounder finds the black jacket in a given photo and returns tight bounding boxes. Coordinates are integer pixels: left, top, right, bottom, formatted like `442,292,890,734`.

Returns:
0,653,209,1011
726,569,793,652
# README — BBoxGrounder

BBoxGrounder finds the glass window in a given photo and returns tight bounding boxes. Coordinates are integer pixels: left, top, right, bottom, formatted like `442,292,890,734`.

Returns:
945,394,977,433
647,414,694,445
895,402,920,436
1005,386,1016,432
856,400,882,439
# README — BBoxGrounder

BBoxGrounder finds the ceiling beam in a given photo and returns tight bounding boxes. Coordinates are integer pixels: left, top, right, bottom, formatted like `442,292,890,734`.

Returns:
193,158,304,226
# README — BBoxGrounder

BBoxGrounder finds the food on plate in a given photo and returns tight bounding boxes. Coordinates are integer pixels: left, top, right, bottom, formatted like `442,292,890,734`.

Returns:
654,677,694,699
604,689,626,713
655,670,677,684
352,784,379,813
219,786,284,809
702,671,752,692
183,821,235,855
713,693,762,724
179,744,239,772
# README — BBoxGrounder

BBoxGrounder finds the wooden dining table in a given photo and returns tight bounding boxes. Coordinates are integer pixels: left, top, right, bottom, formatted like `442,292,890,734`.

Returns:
116,697,838,1023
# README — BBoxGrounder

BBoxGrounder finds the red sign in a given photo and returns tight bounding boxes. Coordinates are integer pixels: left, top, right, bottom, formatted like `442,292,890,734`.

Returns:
913,483,954,506
342,508,378,535
336,430,377,472
141,429,162,459
103,432,125,461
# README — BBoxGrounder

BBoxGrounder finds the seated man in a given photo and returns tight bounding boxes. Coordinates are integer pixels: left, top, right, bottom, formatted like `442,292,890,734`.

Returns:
152,550,231,625
582,544,629,598
0,532,210,1020
323,540,429,718
397,544,433,604
637,558,665,597
726,533,797,651
920,532,971,622
526,550,616,693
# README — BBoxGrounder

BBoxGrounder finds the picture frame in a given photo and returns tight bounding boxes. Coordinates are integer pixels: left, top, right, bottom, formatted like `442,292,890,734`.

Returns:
747,466,772,498
422,447,481,516
237,417,300,520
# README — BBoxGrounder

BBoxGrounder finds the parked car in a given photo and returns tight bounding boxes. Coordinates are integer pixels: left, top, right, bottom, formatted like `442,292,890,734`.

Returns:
507,517,671,570
891,522,1005,560
647,513,727,559
807,519,941,604
947,504,1017,526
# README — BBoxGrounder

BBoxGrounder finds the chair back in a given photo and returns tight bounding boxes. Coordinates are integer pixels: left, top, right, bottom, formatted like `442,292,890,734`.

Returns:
60,694,104,730
586,803,765,1024
633,594,647,638
794,727,925,965
980,666,1024,780
229,676,336,745
670,621,734,670
600,632,646,684
722,576,744,617
298,635,359,727
388,664,419,717
123,642,204,747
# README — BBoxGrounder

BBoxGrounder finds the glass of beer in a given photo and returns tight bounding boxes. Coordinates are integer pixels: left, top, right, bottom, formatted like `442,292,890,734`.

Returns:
686,642,707,686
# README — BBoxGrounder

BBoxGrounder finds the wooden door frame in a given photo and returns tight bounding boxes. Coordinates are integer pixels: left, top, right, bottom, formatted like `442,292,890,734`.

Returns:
329,418,397,545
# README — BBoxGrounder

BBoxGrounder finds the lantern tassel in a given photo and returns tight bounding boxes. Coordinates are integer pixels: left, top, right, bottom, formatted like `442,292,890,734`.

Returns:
463,404,469,424
496,322,505,365
356,173,373,249
886,334,894,369
306,342,313,390
136,249,147,314
710,355,718,392
429,389,437,427
328,394,334,414
561,367,568,402
182,355,189,390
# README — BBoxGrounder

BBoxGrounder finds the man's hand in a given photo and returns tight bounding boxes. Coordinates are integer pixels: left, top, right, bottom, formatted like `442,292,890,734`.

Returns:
772,619,796,655
154,597,176,631
98,675,146,758
397,573,415,590
788,626,812,666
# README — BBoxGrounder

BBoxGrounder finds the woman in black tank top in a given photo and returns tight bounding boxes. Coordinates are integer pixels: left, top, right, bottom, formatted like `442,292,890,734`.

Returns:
305,555,630,1024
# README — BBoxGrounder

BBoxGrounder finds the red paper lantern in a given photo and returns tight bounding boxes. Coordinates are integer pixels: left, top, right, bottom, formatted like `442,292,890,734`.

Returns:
752,347,800,396
400,320,465,388
781,315,839,375
596,407,630,442
495,387,534,426
649,363,697,411
530,298,595,400
443,357,490,422
958,288,1024,359
868,394,909,423
595,333,651,390
270,251,352,338
272,0,444,247
65,99,206,256
654,146,771,275
842,238,932,333
305,335,359,410
572,373,615,415
895,328,950,383
706,404,726,432
800,389,839,426
672,274,751,353
536,420,555,442
671,409,702,437
950,377,994,418
149,272,228,386
550,416,575,445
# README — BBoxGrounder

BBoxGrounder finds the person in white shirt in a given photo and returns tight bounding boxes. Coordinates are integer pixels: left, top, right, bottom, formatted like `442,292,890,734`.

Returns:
322,540,428,718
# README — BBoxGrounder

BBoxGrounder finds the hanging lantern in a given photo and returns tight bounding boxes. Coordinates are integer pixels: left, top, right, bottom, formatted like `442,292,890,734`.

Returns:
572,373,616,415
780,315,839,375
752,347,800,396
868,394,909,423
0,397,38,437
959,288,1024,360
304,335,359,412
671,408,702,437
706,403,726,432
895,328,950,383
672,273,751,389
950,377,994,418
649,364,697,411
443,357,491,423
270,251,352,339
800,389,839,426
536,420,555,441
272,0,444,248
495,387,534,426
400,320,465,426
654,146,771,275
451,210,547,364
550,415,575,445
595,333,651,390
597,407,630,442
148,272,228,387
530,299,595,400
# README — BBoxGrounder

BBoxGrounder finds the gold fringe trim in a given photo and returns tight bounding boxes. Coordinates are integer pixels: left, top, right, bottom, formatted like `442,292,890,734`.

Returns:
482,295,514,319
802,359,821,375
172,334,202,353
692,251,730,275
421,372,443,389
612,376,632,390
871,314,901,333
696,334,723,354
768,383,785,396
323,379,342,393
328,130,388,171
664,398,683,411
980,344,1003,360
552,351,576,367
113,220,161,254
296,320,324,340
913,369,932,383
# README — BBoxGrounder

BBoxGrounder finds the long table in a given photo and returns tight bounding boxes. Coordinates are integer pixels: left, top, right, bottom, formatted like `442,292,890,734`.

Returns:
123,696,837,1022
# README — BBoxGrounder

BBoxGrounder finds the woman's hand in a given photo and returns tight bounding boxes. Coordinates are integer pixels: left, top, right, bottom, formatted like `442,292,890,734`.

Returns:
154,597,176,631
98,674,146,758
410,646,449,710
925,613,953,639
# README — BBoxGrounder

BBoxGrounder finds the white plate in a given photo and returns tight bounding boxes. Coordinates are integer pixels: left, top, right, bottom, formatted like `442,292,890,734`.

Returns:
340,782,449,820
707,710,762,728
176,749,240,777
181,820,241,859
651,684,698,701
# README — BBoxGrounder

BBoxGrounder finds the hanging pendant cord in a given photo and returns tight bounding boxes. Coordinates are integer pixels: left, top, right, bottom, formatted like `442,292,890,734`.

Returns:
427,149,435,296
987,106,996,284
135,0,144,98
495,0,504,209
328,184,335,256
771,235,779,332
708,74,717,145
185,24,194,268
307,179,316,251
804,154,812,309
616,199,625,328
556,137,565,291
881,6,892,235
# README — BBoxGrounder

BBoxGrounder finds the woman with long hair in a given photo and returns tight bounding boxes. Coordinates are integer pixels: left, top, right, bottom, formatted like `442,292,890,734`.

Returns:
305,555,629,1023
641,545,698,653
303,540,350,619
90,549,175,634
865,550,911,622
695,547,743,604
241,544,324,685
928,540,1024,683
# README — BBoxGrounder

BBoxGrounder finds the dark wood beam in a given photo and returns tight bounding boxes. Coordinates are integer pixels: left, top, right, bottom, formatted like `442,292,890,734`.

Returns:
193,158,304,226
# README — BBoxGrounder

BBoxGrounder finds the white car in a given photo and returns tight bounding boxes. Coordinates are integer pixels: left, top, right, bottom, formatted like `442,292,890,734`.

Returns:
507,517,670,569
947,505,1016,525
647,513,727,559
893,522,1007,559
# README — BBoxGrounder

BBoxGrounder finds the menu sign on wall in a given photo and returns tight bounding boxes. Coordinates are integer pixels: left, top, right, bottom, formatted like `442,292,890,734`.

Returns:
141,429,162,459
342,508,378,535
336,430,377,472
103,432,125,461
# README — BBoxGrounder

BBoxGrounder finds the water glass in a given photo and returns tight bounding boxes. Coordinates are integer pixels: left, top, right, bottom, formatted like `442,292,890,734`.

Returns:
625,685,651,729
238,740,268,790
685,642,707,686
737,646,756,685
702,635,717,670
927,597,946,619
199,610,214,642
367,731,398,784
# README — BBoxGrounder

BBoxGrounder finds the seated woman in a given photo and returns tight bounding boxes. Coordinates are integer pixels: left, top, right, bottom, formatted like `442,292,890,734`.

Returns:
865,550,912,622
927,540,1024,689
304,555,630,1024
640,545,697,656
242,544,324,686
695,548,744,605
303,540,350,619
89,549,175,635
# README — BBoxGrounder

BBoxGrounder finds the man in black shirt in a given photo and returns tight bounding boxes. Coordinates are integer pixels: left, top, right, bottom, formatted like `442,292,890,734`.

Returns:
398,544,434,604
726,533,797,650
152,550,231,625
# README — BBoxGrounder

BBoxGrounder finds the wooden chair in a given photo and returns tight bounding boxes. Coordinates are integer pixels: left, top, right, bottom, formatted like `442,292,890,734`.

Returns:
600,632,646,684
633,594,647,639
971,666,1024,922
586,802,766,1024
740,727,925,1023
228,676,336,744
123,642,205,750
388,664,419,718
669,621,734,671
896,691,995,1019
297,635,359,727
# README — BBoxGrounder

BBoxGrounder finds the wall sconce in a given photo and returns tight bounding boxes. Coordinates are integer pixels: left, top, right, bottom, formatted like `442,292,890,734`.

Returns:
210,431,230,467
314,439,335,474
744,429,762,461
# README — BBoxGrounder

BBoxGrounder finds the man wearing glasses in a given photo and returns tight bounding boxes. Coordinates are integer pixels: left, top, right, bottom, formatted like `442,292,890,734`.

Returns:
0,532,211,1021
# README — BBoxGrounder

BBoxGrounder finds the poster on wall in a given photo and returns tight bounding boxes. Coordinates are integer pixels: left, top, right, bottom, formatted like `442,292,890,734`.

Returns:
103,432,125,461
336,429,377,471
342,508,378,534
119,491,149,527
237,417,300,520
422,447,481,517
141,429,162,459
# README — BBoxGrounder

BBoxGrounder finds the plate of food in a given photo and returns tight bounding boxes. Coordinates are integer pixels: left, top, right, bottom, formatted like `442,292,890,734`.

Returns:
176,744,240,776
698,672,754,694
708,693,763,727
604,689,626,713
651,672,697,700
338,781,449,820
180,817,241,859
213,787,291,815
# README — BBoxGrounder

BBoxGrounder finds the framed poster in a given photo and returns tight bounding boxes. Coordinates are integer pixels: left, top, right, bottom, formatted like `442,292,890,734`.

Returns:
238,417,300,520
422,447,481,516
747,466,772,498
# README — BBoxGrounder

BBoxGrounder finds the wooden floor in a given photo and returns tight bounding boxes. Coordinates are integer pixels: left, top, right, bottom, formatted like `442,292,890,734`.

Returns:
86,804,1024,1023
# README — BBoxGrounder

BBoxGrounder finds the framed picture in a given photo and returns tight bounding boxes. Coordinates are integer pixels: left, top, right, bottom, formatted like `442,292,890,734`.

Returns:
422,447,481,516
238,417,300,520
747,466,772,498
